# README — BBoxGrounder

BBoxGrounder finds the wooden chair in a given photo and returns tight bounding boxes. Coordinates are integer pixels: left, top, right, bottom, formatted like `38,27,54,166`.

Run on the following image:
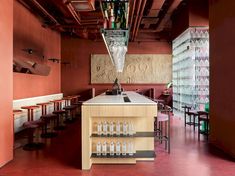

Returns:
197,111,209,141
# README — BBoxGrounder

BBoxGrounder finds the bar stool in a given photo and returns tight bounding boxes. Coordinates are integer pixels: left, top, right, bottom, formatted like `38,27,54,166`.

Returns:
182,105,191,127
63,96,73,106
37,102,58,138
63,95,79,122
154,103,171,153
21,105,44,151
51,99,67,130
13,110,23,149
197,111,209,141
186,110,199,131
63,105,77,123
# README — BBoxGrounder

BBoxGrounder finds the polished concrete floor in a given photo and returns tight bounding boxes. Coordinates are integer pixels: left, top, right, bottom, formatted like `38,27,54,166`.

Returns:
0,117,235,176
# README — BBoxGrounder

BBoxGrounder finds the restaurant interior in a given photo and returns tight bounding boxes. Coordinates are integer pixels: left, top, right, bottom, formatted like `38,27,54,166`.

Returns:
0,0,235,175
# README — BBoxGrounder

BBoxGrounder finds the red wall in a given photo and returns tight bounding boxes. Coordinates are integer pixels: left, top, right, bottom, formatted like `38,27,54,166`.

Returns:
61,37,171,99
0,0,13,167
209,0,235,157
189,0,209,27
171,0,209,40
13,1,61,99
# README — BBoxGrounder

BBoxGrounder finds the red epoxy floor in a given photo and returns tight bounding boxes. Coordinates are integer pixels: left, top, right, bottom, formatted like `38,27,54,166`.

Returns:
1,117,235,176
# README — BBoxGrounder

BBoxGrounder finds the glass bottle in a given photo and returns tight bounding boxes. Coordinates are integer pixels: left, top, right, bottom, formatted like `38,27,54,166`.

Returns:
128,122,134,135
128,141,134,156
123,121,128,135
122,141,127,155
116,141,121,156
103,121,108,136
110,141,115,156
109,121,114,136
97,122,102,136
96,142,101,156
102,141,107,156
116,121,121,136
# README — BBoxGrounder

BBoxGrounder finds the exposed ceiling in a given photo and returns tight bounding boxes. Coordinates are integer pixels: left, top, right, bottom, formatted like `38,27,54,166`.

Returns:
17,0,185,42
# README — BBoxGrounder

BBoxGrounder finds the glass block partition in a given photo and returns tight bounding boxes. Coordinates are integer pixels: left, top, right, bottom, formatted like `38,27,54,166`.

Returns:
172,27,209,115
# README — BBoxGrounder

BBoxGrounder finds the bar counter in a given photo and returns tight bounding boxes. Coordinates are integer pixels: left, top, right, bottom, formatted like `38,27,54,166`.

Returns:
82,91,157,170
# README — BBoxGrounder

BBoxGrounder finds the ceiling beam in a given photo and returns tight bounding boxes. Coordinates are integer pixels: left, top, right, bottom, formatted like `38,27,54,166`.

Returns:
31,0,59,25
155,0,182,32
131,0,142,41
133,0,147,41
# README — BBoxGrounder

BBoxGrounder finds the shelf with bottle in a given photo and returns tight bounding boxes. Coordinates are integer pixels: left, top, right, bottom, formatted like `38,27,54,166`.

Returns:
100,0,129,30
94,121,135,136
91,151,156,158
91,132,154,138
92,140,155,158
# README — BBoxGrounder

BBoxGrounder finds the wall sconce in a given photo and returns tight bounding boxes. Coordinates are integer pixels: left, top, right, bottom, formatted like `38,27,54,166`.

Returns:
48,58,60,63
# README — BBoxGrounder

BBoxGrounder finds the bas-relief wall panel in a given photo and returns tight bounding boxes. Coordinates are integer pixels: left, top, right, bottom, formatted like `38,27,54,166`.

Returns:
91,54,172,84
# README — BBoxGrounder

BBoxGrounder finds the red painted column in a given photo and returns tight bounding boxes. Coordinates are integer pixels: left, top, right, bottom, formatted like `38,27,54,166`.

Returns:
0,0,13,167
209,0,235,158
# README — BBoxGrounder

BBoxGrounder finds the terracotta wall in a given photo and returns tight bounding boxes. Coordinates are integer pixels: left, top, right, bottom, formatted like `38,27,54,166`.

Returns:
13,0,61,99
171,0,209,40
171,2,189,40
189,0,209,27
61,37,171,99
209,0,235,157
0,0,13,167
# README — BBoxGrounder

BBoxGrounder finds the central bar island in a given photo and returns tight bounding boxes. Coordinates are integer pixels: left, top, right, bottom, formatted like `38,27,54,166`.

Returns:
82,91,157,170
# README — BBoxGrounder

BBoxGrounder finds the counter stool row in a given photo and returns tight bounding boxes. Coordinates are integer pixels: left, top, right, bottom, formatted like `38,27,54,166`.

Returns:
18,95,80,151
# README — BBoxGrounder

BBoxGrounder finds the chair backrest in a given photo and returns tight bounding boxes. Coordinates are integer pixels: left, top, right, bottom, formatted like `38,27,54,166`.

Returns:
197,111,209,120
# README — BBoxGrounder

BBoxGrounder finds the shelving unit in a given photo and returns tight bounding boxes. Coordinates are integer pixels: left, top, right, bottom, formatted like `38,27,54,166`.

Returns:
82,96,157,170
172,27,209,115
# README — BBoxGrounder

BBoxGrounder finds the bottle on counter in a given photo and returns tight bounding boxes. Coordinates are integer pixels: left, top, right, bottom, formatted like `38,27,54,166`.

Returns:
116,141,121,155
109,121,114,135
96,142,101,156
97,122,102,136
110,141,115,156
128,141,134,156
103,121,108,135
102,141,107,156
123,121,128,135
116,121,121,136
128,122,134,135
122,141,127,155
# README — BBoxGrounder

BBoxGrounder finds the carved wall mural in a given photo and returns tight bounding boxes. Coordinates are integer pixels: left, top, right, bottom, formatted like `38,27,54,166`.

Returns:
91,54,172,84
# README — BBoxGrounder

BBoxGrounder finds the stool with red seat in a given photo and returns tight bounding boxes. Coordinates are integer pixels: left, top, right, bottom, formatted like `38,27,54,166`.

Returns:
51,99,67,130
63,96,79,122
13,110,23,149
21,105,44,151
154,102,171,153
37,102,58,138
63,105,77,123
